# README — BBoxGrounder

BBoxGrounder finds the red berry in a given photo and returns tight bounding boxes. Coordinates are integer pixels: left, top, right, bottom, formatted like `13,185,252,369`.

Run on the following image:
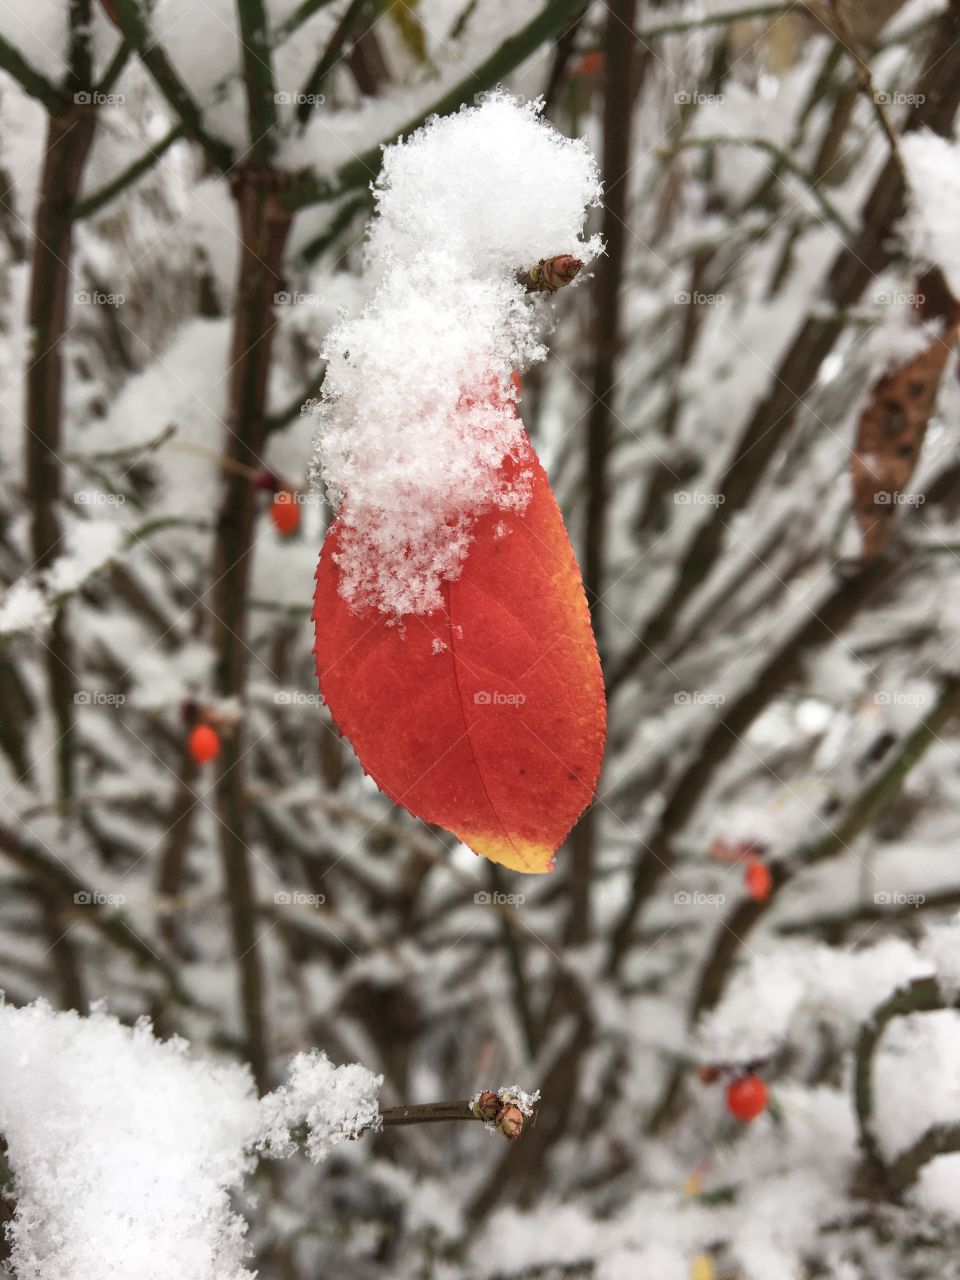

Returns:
697,1063,720,1085
270,493,301,536
744,858,773,901
511,370,522,399
726,1075,768,1121
577,51,603,77
188,723,221,765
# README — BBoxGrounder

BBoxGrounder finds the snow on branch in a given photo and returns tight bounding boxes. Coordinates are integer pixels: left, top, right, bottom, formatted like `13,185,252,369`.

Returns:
256,1049,382,1162
0,1001,258,1280
0,1002,540,1278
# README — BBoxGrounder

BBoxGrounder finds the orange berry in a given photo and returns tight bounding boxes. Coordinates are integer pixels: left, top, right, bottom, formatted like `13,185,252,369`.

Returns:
511,370,522,399
744,858,773,901
577,51,604,77
726,1074,768,1122
188,723,221,765
270,493,301,536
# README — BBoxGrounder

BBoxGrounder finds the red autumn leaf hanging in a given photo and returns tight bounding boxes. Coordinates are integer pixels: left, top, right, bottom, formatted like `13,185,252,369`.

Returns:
313,435,606,874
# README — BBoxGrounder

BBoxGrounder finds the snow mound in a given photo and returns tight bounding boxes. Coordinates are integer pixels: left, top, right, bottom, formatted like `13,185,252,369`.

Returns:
0,1000,259,1280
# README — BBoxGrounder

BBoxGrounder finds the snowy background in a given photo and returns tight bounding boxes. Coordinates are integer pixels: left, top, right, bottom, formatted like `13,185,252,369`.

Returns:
3,0,960,1277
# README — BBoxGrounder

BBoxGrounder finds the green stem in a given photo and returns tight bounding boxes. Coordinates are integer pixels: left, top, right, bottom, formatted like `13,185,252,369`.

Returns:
854,977,953,1184
668,134,855,238
236,0,278,164
109,0,234,170
283,0,590,210
73,123,185,220
0,34,64,110
265,367,326,432
295,0,383,126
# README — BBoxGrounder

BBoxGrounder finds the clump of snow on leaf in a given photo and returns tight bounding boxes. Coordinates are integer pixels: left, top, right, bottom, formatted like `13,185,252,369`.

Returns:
0,1000,259,1280
366,92,602,273
257,1048,382,1163
311,93,601,615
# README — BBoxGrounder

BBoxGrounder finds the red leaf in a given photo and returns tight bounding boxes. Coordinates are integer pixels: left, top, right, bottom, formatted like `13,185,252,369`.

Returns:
313,436,606,873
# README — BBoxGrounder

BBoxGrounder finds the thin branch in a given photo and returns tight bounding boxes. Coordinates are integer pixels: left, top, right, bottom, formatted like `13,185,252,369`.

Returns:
0,34,64,111
295,0,379,127
854,976,956,1187
271,0,342,45
607,0,960,691
265,366,326,432
236,0,278,164
635,2,801,41
97,36,132,94
665,135,855,238
824,0,905,167
72,123,185,220
282,0,589,210
293,191,371,267
109,0,234,171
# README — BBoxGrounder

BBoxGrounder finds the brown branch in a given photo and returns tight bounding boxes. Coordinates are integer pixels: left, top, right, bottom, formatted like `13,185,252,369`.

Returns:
646,672,960,1133
607,0,960,692
211,171,294,1090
